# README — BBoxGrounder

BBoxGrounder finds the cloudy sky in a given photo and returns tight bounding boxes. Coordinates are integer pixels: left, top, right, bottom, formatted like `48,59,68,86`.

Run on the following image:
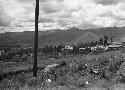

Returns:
0,0,125,33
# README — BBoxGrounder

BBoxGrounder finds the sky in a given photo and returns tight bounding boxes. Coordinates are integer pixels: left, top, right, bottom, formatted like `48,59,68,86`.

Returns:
0,0,125,33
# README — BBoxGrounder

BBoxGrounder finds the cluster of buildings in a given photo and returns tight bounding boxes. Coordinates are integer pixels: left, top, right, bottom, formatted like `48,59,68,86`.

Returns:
64,39,125,53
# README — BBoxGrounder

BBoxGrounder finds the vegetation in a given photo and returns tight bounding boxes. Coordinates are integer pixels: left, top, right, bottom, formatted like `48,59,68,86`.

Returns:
1,49,125,89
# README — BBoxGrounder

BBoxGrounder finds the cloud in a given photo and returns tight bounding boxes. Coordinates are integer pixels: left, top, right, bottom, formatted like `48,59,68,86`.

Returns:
112,20,125,27
57,19,70,27
93,0,118,5
42,5,60,14
23,5,35,15
0,13,10,26
41,22,65,30
40,0,64,3
55,11,72,18
41,1,63,14
78,21,99,29
1,0,125,32
16,0,35,4
39,17,55,23
92,0,125,5
0,2,11,26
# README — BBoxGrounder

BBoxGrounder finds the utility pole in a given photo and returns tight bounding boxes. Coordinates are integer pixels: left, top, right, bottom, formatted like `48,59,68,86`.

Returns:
33,0,39,77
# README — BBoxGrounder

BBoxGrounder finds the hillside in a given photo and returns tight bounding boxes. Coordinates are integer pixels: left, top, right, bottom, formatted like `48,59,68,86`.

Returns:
75,32,100,43
0,26,125,47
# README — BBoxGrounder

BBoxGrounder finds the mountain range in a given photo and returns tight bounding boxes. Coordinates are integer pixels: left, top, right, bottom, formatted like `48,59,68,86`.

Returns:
0,26,125,47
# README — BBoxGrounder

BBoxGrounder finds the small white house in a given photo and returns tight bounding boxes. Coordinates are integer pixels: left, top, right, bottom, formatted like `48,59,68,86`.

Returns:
79,48,86,50
65,46,73,50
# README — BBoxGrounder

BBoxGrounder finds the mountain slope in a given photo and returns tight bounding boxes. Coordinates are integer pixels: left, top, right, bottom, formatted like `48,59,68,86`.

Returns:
75,32,100,43
0,26,125,47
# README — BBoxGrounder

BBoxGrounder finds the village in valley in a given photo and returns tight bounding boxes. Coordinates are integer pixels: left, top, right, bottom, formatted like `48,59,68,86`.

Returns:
1,28,125,89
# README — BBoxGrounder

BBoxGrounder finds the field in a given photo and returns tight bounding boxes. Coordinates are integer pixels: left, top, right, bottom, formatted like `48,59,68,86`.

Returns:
1,50,125,90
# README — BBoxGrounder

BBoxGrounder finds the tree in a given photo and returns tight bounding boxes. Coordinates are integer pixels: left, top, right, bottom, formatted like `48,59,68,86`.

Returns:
99,38,103,45
104,35,109,46
110,37,113,43
33,0,39,77
104,35,109,40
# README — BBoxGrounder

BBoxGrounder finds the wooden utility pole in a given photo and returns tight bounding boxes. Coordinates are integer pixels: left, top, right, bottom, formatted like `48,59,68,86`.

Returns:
33,0,39,77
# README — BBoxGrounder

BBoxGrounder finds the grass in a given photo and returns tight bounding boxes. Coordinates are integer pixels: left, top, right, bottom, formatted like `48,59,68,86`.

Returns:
1,50,125,89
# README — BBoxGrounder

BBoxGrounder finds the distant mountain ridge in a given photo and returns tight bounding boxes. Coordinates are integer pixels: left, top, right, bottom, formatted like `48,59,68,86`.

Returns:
0,26,125,47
